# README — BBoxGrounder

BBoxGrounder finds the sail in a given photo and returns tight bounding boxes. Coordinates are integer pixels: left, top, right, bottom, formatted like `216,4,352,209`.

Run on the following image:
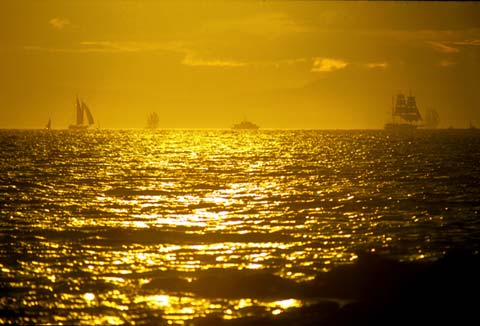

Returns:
76,97,84,125
147,112,159,129
69,97,94,129
406,95,422,121
46,118,51,130
425,108,439,128
82,101,94,125
394,93,422,123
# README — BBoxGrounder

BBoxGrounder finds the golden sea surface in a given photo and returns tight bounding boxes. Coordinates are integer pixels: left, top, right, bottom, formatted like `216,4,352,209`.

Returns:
1,129,479,324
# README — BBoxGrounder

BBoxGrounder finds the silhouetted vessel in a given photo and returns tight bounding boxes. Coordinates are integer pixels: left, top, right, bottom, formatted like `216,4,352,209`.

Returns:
45,118,51,130
147,112,159,129
68,97,94,130
423,107,439,129
384,92,422,132
232,119,259,130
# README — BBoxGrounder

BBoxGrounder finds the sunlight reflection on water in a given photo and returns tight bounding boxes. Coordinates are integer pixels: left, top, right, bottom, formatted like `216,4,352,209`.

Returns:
1,129,480,324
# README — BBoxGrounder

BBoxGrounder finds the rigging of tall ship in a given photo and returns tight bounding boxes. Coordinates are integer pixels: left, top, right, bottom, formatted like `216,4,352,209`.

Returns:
68,97,94,130
384,92,422,132
424,107,440,129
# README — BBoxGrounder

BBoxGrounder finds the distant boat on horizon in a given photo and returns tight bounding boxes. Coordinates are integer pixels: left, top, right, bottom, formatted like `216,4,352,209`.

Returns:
45,118,51,130
69,97,94,130
147,112,159,129
384,92,422,132
232,119,259,130
423,107,440,129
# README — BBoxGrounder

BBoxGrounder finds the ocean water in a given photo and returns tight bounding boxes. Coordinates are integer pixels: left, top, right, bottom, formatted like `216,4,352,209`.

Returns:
1,129,480,325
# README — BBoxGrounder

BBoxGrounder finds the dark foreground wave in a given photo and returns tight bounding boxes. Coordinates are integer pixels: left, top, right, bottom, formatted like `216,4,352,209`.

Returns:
2,250,478,325
190,250,480,326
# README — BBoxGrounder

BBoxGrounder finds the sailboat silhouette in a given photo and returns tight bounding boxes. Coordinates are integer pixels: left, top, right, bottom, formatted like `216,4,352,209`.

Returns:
69,97,94,130
147,112,159,129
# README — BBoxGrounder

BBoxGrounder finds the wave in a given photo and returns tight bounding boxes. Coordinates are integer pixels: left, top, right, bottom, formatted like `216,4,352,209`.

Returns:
7,227,294,245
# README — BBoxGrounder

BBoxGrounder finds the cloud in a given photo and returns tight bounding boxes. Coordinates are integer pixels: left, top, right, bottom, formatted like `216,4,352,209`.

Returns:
311,58,348,72
428,41,460,53
23,40,248,68
23,41,182,53
49,18,71,30
439,60,456,67
366,62,389,69
452,39,480,46
22,39,319,71
203,12,308,38
78,41,167,53
181,53,246,68
79,42,247,68
258,58,308,69
428,39,480,54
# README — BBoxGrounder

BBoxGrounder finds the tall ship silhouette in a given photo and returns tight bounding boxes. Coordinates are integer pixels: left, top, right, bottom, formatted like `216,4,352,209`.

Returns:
384,92,422,131
69,97,94,130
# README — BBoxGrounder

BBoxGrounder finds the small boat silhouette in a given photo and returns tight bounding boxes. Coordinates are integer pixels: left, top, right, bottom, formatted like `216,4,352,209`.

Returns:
232,119,259,130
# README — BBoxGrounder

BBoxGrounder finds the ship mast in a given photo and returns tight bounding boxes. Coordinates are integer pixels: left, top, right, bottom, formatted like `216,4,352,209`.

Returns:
392,92,422,124
392,96,395,125
76,97,84,125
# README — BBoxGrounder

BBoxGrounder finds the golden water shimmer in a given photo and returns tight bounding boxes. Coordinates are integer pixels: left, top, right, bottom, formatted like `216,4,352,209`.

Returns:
1,130,480,324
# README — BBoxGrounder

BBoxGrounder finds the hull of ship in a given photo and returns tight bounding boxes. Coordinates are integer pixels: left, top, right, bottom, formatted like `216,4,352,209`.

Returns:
232,126,259,130
232,123,259,130
68,124,89,130
384,123,418,132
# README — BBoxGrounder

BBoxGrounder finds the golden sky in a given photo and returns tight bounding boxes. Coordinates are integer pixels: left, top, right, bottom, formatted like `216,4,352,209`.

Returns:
1,0,479,129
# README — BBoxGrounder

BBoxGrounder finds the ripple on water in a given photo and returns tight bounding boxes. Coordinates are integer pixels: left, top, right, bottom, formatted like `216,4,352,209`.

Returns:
1,129,480,324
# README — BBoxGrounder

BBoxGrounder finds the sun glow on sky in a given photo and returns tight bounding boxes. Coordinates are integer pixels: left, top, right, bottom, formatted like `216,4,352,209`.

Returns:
1,1,479,129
